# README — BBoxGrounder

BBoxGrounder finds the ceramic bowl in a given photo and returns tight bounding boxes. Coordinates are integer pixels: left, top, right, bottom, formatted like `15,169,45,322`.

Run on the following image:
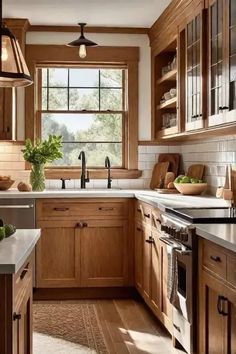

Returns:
174,182,207,195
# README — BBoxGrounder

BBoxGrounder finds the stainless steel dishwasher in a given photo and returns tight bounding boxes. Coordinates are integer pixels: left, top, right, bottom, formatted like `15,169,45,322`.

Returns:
0,198,35,228
0,198,36,285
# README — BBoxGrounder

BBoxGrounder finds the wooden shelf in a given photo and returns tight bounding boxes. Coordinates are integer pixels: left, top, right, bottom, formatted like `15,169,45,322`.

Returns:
157,69,177,84
157,96,177,110
157,126,179,138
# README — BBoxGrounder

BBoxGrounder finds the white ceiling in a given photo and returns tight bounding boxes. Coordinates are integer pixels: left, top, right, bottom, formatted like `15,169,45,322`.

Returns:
3,0,171,27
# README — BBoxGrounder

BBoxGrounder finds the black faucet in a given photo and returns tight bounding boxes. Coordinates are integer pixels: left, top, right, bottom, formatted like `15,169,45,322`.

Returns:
105,156,112,189
78,151,90,189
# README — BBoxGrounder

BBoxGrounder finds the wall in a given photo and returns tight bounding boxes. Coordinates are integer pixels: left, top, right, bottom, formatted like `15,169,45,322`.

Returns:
1,136,236,192
24,31,151,141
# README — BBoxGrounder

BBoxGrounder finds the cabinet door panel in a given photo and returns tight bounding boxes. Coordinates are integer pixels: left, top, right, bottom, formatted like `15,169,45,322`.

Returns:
80,220,128,287
135,223,143,293
225,287,236,354
150,231,161,311
142,225,152,299
199,271,226,354
36,221,80,288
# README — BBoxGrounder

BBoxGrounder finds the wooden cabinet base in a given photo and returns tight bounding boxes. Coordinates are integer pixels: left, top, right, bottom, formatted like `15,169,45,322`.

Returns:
33,287,139,301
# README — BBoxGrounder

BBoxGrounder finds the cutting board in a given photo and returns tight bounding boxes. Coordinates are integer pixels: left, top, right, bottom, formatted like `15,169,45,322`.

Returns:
158,153,180,177
150,162,169,190
187,164,205,180
155,188,179,194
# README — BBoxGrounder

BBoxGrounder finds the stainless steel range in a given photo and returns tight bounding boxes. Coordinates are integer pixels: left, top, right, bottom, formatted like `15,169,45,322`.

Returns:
160,212,197,354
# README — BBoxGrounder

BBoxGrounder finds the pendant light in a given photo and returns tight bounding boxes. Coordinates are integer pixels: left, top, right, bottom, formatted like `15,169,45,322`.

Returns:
67,23,97,59
0,0,33,87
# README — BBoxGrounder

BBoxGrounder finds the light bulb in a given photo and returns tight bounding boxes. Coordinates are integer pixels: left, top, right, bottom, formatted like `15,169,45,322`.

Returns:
1,46,8,61
79,44,86,59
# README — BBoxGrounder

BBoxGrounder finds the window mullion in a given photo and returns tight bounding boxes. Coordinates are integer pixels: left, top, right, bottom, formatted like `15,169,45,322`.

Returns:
98,69,101,111
67,68,70,110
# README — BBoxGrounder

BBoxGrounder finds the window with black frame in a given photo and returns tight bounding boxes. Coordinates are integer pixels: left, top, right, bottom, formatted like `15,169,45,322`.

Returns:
39,67,126,167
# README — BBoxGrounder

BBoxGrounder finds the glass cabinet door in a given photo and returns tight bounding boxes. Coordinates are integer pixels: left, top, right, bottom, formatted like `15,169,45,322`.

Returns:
185,13,204,131
228,0,236,114
208,0,224,125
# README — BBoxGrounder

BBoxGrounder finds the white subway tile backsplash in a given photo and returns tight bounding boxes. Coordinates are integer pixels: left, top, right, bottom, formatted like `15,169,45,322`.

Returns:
139,153,156,162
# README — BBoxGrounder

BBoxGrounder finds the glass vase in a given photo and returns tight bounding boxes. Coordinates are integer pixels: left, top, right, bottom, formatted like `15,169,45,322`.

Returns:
30,163,45,191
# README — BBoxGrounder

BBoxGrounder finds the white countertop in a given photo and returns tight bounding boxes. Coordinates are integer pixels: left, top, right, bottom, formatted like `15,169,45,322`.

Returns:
0,229,41,274
0,188,230,209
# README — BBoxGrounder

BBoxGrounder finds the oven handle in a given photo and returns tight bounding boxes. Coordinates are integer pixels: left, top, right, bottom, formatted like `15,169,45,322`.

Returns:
175,248,192,256
159,237,192,256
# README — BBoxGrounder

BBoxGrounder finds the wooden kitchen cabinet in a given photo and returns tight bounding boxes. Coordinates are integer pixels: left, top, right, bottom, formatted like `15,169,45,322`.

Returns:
0,255,33,354
134,202,171,333
36,199,133,289
207,0,236,127
182,1,206,132
36,220,80,288
80,219,129,287
13,285,32,354
199,238,236,354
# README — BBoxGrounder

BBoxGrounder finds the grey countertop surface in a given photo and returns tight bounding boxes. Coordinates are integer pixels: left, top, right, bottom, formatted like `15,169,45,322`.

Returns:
0,229,41,274
196,224,236,253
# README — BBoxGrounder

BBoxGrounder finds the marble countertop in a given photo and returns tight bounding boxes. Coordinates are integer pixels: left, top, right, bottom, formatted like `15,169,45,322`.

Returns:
0,229,41,274
196,224,236,253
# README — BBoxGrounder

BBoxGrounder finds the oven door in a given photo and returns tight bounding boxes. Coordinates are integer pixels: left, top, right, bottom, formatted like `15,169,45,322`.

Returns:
159,236,192,323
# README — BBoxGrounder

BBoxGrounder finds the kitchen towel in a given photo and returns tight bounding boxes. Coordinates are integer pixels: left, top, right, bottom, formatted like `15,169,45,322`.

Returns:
167,243,179,305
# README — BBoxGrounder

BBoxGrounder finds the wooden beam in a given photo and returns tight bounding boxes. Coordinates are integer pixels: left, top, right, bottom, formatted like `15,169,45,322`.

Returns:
28,25,149,35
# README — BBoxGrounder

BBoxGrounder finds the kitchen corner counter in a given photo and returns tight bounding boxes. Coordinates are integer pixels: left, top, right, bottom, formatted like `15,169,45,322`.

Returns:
196,224,236,253
0,229,40,274
0,188,229,210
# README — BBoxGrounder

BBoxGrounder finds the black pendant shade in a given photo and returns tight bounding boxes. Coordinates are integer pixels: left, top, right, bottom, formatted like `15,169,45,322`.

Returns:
0,0,33,87
67,23,97,49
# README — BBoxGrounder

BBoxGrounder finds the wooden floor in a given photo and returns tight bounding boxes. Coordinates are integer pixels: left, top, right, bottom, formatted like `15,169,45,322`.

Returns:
95,299,185,354
35,298,186,354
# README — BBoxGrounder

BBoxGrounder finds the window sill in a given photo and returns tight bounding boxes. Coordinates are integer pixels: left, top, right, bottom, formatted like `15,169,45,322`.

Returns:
45,168,142,180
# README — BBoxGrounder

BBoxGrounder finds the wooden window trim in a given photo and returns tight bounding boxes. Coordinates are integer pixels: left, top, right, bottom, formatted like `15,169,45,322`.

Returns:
25,45,141,179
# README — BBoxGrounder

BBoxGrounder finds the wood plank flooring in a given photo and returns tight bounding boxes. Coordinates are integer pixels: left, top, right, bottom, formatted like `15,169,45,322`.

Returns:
97,299,185,354
34,299,185,353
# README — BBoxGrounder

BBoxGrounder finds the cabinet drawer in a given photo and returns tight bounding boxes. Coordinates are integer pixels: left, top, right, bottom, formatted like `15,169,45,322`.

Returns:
203,241,226,279
14,257,32,308
227,255,236,288
37,199,128,219
135,201,152,225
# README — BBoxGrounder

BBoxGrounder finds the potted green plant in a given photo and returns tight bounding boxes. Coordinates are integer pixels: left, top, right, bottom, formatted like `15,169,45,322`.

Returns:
22,135,63,191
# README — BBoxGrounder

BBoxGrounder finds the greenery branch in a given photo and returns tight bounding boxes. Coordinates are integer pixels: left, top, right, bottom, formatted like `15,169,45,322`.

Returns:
22,135,63,165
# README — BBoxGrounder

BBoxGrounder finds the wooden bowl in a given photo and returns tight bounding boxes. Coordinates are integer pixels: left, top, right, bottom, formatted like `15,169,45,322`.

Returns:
0,180,15,190
174,182,207,195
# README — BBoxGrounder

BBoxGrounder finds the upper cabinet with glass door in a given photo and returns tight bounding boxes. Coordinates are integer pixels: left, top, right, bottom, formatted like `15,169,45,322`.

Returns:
184,2,206,132
226,0,236,122
208,0,236,126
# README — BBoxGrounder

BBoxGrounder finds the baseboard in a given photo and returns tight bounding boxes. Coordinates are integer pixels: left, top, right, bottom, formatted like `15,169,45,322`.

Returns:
33,287,141,301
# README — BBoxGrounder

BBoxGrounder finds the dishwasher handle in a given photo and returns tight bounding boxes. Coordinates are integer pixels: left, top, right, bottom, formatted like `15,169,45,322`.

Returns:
0,204,34,209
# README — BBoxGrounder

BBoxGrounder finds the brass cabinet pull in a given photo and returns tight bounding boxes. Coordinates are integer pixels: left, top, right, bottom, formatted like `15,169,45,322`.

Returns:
54,207,69,212
210,255,221,262
98,207,114,211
